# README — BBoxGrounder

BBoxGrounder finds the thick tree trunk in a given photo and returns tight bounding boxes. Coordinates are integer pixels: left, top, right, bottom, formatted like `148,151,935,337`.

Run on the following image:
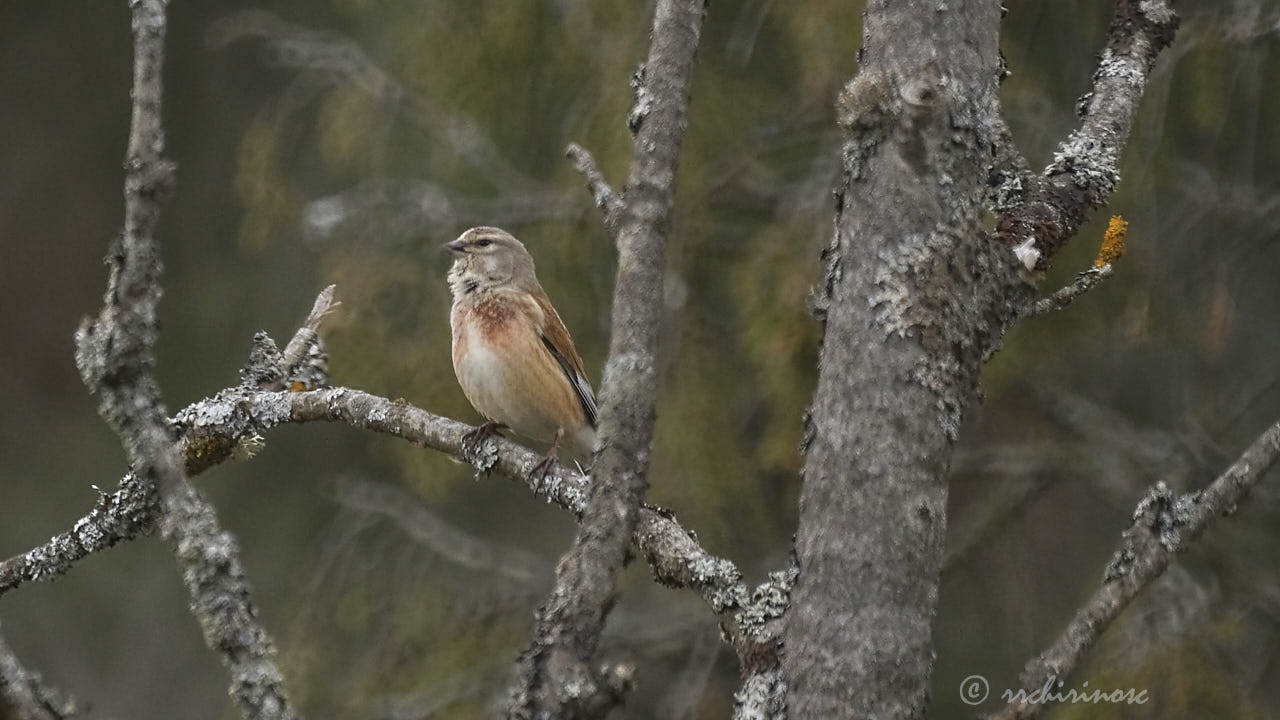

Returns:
784,2,1027,717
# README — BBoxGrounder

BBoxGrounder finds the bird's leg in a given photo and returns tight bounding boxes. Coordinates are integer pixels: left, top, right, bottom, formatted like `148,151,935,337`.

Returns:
529,427,564,487
461,421,506,468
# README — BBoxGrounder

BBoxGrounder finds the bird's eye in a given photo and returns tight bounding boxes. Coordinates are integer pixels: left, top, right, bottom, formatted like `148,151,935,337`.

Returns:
476,238,492,248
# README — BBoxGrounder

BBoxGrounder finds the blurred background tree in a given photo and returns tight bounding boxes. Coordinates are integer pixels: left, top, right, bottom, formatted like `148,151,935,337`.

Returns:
2,1,1279,718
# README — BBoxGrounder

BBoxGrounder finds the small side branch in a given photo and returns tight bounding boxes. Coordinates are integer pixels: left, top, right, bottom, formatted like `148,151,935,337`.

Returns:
278,284,339,388
995,0,1176,271
1025,264,1114,317
1025,215,1127,316
566,143,623,233
991,419,1280,720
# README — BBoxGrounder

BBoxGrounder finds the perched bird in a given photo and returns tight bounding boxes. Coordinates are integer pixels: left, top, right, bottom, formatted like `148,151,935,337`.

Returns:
445,226,597,471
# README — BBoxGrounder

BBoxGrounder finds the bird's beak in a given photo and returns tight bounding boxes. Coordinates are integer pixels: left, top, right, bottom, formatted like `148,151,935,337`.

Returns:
443,239,466,254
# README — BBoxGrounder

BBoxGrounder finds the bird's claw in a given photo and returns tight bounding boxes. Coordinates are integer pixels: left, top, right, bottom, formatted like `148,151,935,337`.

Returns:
529,449,558,489
461,422,504,473
529,428,564,488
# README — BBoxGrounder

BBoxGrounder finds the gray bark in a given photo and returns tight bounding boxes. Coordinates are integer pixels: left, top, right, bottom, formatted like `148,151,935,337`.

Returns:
785,0,1179,717
786,2,1024,717
509,0,708,716
70,3,298,718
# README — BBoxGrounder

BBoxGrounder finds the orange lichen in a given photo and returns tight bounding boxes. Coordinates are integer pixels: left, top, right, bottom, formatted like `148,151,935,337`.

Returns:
1096,215,1128,267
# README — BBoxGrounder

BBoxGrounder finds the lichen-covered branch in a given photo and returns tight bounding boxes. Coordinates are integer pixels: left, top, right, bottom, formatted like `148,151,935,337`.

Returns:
1025,264,1114,317
0,311,331,601
1026,215,1126,315
0,474,156,598
277,285,338,389
508,0,709,716
991,419,1280,720
995,0,1177,270
284,388,771,668
0,384,768,698
68,3,297,719
728,564,795,720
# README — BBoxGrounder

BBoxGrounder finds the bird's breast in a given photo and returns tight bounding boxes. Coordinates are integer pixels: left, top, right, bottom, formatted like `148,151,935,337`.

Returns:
450,296,535,423
451,298,519,405
449,294,585,450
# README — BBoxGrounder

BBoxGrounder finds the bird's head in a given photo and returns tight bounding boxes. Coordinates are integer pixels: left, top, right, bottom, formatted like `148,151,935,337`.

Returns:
445,226,537,296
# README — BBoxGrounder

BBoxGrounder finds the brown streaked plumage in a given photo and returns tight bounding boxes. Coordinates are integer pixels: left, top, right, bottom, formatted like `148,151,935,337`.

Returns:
445,227,596,464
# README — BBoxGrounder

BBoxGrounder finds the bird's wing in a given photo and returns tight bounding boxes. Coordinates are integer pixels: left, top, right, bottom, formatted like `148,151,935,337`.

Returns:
533,292,598,428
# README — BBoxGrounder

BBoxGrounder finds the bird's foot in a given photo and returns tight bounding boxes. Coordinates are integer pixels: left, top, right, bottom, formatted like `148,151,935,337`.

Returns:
529,428,564,489
461,421,505,473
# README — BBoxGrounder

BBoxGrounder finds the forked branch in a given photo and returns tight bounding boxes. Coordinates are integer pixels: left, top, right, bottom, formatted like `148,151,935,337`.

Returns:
991,420,1280,720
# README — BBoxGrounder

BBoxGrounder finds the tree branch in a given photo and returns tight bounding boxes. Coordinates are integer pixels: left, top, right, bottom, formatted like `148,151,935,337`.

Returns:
278,284,338,388
729,564,795,720
565,142,623,233
0,307,335,600
0,384,766,700
68,3,297,719
995,0,1177,271
991,419,1280,720
1025,264,1114,317
509,0,709,716
0,474,156,597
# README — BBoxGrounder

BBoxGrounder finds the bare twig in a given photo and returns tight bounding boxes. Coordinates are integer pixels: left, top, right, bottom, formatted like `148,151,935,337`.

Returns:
328,475,544,587
509,1,709,716
995,0,1177,271
1027,215,1127,315
991,419,1280,720
565,142,623,232
1025,264,1115,316
279,284,338,379
68,3,298,719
